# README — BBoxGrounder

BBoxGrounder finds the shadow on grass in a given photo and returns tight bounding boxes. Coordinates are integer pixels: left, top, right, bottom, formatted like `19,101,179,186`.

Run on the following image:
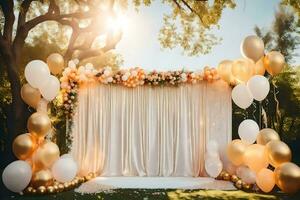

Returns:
1,189,300,200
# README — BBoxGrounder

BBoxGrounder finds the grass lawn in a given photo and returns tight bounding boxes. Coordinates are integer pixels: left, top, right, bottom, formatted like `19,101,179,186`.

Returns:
2,189,300,200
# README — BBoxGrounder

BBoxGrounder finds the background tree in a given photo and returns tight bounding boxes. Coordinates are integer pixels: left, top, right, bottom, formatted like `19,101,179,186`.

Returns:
0,0,123,164
0,0,235,162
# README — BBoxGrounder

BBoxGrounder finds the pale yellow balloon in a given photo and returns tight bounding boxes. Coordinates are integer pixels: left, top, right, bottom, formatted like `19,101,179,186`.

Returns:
12,133,37,160
256,168,275,193
274,162,300,194
232,58,254,83
27,112,51,138
31,169,54,188
32,141,60,170
47,53,65,75
226,139,247,166
265,140,292,167
264,51,285,76
241,35,265,62
217,60,234,83
254,57,266,75
243,144,269,172
257,128,280,145
21,83,41,108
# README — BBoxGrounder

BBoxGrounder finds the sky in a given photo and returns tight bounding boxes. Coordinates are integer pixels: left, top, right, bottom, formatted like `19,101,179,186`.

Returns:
115,0,299,71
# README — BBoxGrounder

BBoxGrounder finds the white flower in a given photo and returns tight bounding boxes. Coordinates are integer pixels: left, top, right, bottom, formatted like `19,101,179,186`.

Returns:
131,70,138,77
85,63,94,70
78,66,85,74
68,61,76,69
122,75,129,81
107,77,113,82
125,71,131,77
104,69,111,77
73,59,79,65
92,69,98,75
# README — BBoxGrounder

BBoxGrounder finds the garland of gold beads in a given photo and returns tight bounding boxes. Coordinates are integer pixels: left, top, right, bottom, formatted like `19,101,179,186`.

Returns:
216,171,259,192
23,172,96,195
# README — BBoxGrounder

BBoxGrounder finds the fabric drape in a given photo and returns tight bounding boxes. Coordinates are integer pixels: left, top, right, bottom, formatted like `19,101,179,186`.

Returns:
71,80,232,177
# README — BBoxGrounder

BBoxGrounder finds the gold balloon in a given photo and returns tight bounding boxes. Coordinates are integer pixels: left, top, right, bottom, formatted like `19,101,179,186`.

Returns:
21,83,41,108
27,112,51,138
24,186,34,194
242,182,252,190
217,60,234,83
254,57,266,75
31,189,37,194
265,141,292,167
241,35,265,62
227,139,247,166
223,173,231,181
257,128,280,145
235,180,243,189
47,53,65,75
58,183,64,192
32,141,60,170
243,144,269,172
274,162,300,194
264,51,285,76
231,58,254,83
47,186,55,194
37,186,46,194
53,185,59,191
256,168,275,193
31,169,54,188
231,175,239,183
12,133,37,160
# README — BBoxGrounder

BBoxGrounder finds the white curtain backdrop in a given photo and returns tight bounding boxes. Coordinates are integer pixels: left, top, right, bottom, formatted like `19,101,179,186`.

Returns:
71,80,232,177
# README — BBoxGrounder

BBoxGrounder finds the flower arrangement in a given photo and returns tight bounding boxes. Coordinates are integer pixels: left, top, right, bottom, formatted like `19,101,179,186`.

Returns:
60,60,221,121
61,61,219,87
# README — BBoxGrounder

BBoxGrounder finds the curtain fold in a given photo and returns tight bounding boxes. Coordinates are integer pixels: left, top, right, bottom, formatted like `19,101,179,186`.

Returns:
71,81,232,177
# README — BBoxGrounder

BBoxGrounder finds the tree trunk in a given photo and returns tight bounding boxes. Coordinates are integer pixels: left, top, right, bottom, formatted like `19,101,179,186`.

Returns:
1,48,28,164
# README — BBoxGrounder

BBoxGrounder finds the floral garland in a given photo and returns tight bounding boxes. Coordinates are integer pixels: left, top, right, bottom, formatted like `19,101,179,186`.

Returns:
60,60,220,142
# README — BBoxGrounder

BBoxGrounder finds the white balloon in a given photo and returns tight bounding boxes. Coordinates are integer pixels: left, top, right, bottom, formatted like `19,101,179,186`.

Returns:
2,160,32,193
236,165,256,184
52,157,78,183
40,75,60,101
60,154,73,159
206,140,219,154
247,75,270,101
232,84,253,109
25,60,50,89
238,119,259,144
205,157,223,178
205,151,219,161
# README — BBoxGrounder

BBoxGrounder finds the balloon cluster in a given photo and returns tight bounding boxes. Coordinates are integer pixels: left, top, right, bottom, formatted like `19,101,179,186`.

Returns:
226,126,300,194
204,140,223,178
218,35,285,86
203,67,219,82
218,35,300,194
2,54,80,194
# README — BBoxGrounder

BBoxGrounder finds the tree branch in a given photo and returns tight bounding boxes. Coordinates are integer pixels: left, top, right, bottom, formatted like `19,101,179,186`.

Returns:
172,0,181,9
17,0,35,30
179,0,205,24
0,0,15,43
